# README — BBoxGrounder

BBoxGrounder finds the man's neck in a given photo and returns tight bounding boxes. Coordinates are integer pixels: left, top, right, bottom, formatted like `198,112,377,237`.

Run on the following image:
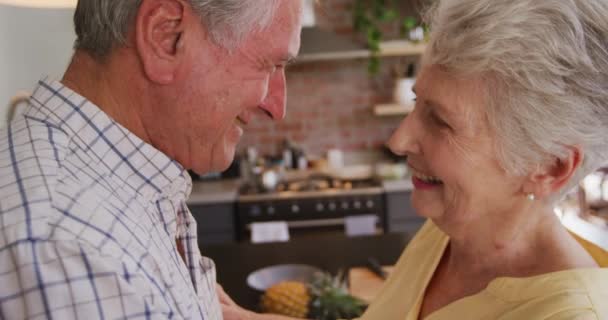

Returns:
61,50,151,144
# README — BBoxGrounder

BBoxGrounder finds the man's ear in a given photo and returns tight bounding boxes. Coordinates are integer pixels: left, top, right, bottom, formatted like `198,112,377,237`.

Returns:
523,146,583,198
134,0,185,84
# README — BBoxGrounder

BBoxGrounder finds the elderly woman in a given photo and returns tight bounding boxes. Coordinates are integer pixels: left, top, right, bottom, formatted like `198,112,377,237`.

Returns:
359,0,608,319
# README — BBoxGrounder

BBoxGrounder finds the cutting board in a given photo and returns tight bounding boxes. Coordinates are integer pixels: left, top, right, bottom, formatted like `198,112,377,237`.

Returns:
348,266,394,303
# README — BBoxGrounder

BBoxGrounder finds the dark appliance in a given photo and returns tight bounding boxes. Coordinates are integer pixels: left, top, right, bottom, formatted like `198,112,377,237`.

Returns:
236,174,386,241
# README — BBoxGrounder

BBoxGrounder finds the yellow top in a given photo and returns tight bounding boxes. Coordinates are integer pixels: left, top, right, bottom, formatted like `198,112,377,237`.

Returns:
358,220,608,320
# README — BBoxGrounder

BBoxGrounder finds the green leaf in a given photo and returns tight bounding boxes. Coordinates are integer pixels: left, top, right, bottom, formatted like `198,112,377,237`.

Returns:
403,16,417,30
368,57,380,74
380,9,397,22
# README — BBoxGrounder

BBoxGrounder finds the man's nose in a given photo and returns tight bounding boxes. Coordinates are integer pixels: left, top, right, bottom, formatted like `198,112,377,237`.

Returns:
259,70,287,120
387,111,421,156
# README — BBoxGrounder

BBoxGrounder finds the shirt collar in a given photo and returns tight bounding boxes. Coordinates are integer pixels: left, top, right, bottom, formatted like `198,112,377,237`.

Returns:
27,79,192,203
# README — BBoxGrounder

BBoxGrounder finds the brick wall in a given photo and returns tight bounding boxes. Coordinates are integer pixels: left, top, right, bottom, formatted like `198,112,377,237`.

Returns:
238,0,423,157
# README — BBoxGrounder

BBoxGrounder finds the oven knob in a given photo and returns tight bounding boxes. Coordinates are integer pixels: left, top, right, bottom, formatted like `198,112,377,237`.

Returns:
341,201,349,209
353,200,362,209
316,203,325,212
267,206,275,215
291,204,300,213
328,202,337,211
366,200,374,209
249,205,261,217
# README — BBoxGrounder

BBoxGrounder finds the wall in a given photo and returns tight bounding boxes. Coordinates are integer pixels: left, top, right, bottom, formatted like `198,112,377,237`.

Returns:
238,0,423,158
0,5,75,127
239,57,415,157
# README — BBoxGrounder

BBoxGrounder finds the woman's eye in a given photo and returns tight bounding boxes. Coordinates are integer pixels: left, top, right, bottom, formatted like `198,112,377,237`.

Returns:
430,112,449,128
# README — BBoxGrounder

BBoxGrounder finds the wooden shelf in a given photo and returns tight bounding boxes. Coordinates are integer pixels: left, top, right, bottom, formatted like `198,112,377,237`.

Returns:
297,41,426,63
373,103,414,116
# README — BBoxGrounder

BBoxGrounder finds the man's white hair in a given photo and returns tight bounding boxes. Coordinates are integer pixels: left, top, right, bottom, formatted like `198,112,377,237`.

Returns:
423,0,608,202
73,0,280,58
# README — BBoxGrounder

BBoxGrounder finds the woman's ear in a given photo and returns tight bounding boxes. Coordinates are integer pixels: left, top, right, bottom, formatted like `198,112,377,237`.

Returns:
524,146,583,198
134,0,186,84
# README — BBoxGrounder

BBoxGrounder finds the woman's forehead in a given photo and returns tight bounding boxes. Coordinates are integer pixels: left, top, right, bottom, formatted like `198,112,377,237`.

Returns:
417,65,489,132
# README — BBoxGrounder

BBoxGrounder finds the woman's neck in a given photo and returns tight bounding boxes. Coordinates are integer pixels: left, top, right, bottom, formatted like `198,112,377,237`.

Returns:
436,205,597,281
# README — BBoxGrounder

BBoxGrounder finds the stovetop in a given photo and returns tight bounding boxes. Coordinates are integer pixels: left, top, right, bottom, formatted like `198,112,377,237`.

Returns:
238,174,383,202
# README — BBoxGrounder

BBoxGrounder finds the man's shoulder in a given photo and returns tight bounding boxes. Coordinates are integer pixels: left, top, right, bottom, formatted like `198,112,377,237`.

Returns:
0,115,137,248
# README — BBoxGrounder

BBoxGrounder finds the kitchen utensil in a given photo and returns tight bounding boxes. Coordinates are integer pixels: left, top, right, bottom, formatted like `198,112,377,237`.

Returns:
247,264,323,291
261,168,280,191
366,257,387,279
327,164,373,181
375,162,408,180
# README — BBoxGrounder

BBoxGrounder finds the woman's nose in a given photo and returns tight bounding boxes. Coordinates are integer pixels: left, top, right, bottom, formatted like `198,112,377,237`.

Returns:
387,113,421,156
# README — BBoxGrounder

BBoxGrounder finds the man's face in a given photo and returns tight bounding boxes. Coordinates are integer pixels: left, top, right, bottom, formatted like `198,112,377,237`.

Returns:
148,1,302,174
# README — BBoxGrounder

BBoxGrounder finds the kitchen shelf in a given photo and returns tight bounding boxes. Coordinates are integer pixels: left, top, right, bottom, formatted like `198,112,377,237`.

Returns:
297,41,426,63
373,103,414,116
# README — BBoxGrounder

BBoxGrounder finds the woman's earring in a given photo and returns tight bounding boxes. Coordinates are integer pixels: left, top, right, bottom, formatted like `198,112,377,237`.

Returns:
526,193,536,201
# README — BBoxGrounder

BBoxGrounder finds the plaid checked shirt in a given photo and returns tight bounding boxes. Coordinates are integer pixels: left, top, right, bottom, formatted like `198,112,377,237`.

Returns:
0,80,222,319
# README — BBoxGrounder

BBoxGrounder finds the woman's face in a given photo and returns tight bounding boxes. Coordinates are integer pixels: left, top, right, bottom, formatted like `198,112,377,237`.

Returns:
388,65,525,226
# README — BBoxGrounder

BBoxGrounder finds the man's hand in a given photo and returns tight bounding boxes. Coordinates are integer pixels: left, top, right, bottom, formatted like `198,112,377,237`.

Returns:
216,284,306,320
217,283,255,320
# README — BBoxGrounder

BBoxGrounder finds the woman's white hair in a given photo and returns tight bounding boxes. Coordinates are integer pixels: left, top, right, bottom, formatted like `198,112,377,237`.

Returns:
74,0,279,58
423,0,608,201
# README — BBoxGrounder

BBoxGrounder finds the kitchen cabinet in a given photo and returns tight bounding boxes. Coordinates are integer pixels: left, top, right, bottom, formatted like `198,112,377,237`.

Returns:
383,180,425,235
189,203,236,245
202,232,412,310
188,179,240,245
188,178,425,245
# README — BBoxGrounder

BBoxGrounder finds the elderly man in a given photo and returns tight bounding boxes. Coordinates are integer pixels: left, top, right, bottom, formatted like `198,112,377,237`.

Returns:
0,0,301,319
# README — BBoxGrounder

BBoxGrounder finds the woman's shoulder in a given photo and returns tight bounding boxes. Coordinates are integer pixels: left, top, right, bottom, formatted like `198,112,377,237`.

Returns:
390,220,448,273
408,219,447,247
487,268,608,319
357,220,449,320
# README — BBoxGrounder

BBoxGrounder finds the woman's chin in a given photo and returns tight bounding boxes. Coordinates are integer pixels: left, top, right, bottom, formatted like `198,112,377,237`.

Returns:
411,195,444,219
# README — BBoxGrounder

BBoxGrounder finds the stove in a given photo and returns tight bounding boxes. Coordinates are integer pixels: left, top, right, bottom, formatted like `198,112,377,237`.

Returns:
236,174,386,241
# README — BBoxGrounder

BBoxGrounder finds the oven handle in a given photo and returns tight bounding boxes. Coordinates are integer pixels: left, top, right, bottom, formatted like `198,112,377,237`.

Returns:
246,218,346,230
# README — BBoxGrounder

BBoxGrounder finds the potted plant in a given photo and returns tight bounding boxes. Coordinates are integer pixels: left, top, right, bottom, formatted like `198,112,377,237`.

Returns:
353,0,425,74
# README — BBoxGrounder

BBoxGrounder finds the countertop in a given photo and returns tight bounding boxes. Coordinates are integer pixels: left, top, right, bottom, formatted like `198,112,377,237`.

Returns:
187,177,414,205
187,179,241,205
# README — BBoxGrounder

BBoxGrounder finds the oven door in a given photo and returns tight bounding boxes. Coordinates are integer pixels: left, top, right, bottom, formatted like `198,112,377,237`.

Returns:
236,194,386,242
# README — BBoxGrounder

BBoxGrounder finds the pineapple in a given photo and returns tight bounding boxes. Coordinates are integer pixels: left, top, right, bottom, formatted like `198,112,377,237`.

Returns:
260,272,367,320
261,281,311,318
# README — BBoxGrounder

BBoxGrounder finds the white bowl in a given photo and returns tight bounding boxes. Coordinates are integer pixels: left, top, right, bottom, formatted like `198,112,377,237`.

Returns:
327,165,373,181
246,264,323,291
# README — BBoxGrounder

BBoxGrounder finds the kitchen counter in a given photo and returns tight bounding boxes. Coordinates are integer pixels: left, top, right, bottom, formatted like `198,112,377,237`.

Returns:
187,177,414,205
201,232,412,311
187,179,241,204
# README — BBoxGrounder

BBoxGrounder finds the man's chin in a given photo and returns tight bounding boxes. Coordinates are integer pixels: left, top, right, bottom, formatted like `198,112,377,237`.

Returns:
210,148,237,173
189,139,239,175
190,158,232,176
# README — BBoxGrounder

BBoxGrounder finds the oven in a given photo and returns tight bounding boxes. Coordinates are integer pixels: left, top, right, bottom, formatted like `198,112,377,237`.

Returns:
236,176,386,241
